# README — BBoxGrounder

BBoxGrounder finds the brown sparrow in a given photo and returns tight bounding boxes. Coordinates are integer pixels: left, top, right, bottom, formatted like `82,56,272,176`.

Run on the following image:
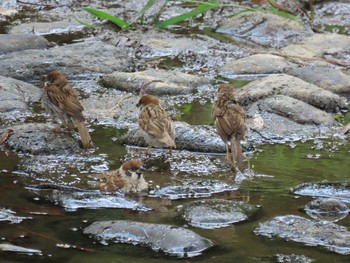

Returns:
212,84,246,170
94,159,148,193
42,71,93,149
137,95,176,155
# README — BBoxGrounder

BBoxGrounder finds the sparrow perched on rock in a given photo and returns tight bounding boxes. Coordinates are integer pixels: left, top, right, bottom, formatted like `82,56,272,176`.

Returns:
93,159,148,193
212,84,246,171
137,95,176,155
42,71,93,149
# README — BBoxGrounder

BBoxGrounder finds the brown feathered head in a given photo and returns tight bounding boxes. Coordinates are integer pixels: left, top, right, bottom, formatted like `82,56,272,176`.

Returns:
136,95,160,107
121,159,145,179
47,71,67,83
217,83,235,94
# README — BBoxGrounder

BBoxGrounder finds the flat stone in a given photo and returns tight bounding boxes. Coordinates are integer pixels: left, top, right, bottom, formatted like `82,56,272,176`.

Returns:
2,123,80,155
236,74,347,112
84,220,214,257
9,18,92,35
254,215,350,255
177,199,259,229
100,69,210,95
217,11,312,48
304,198,350,222
0,39,131,80
0,34,49,55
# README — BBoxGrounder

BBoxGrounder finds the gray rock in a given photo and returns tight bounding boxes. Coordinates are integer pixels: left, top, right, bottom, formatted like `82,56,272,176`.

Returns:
149,179,238,200
177,199,259,229
84,220,214,257
219,54,296,77
100,70,210,95
0,39,131,80
0,34,49,54
281,33,350,59
0,208,30,223
27,184,151,212
123,121,225,153
2,123,80,155
251,95,334,125
236,74,347,112
9,18,92,36
217,11,312,48
285,66,350,94
0,76,42,121
274,254,313,263
291,182,350,203
254,215,350,255
304,198,349,222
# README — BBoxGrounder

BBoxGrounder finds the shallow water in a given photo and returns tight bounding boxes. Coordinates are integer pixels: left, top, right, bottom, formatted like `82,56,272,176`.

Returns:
1,130,350,263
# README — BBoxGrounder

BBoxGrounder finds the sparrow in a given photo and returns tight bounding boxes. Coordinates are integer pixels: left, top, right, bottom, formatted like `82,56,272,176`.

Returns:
212,83,246,171
136,95,176,155
41,71,93,149
93,159,148,193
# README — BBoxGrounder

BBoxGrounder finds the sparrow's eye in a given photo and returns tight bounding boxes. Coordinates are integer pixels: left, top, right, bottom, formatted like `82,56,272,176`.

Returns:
130,167,137,172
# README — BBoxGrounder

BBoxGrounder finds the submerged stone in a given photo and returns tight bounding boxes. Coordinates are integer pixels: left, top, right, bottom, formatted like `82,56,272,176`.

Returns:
0,208,31,223
84,220,214,257
177,199,259,229
291,181,350,203
254,215,350,255
304,198,349,222
0,243,41,254
149,179,238,200
27,184,151,212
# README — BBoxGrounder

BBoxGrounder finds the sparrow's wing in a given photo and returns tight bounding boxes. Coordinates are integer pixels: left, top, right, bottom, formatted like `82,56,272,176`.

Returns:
99,170,125,192
214,101,246,140
139,105,170,139
46,82,84,121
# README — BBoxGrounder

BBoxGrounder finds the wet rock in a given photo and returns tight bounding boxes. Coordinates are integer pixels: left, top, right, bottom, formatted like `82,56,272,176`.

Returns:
100,69,210,95
0,39,131,80
149,179,238,200
304,198,349,222
84,220,214,257
314,2,350,30
0,7,17,17
177,199,259,229
250,95,334,125
216,11,312,48
0,243,41,254
274,253,313,263
27,184,151,212
254,215,350,255
0,208,31,223
9,18,92,36
280,33,350,59
219,54,296,77
2,123,80,155
0,76,42,121
0,34,49,55
291,182,350,203
236,74,347,112
124,121,225,153
285,65,350,94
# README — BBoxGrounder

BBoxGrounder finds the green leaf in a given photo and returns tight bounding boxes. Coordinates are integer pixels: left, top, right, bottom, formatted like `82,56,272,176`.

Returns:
136,0,156,22
154,0,219,28
80,7,129,29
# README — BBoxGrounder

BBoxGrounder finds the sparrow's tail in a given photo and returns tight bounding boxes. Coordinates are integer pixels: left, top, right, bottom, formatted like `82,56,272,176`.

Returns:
75,120,94,149
230,137,244,171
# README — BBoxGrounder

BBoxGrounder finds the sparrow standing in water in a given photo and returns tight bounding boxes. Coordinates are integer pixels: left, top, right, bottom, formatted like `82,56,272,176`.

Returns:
212,84,246,171
137,95,176,155
93,159,148,193
42,71,93,149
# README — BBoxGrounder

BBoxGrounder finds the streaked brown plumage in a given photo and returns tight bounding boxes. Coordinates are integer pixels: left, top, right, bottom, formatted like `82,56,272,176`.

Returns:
212,84,246,170
42,71,93,149
92,159,148,193
137,95,176,155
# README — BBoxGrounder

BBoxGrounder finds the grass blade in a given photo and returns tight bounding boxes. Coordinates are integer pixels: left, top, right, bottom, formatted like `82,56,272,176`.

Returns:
154,0,219,28
80,7,129,29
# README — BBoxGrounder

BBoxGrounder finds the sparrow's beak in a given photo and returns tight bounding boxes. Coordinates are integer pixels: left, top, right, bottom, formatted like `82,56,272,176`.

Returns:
136,166,145,179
